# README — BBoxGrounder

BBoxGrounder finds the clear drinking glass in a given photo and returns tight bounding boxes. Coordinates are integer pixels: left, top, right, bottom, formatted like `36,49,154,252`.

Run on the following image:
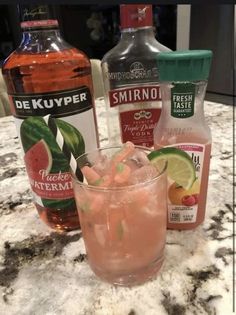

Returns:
73,146,167,286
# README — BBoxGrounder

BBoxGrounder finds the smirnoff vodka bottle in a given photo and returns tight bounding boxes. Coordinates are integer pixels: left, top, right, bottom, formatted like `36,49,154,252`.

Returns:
101,4,171,147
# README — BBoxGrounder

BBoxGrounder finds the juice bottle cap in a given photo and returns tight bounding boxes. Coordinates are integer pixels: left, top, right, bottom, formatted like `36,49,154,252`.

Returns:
157,50,213,82
120,4,153,29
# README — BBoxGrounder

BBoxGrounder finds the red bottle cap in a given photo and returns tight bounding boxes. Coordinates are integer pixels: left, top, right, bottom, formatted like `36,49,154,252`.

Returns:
120,4,153,29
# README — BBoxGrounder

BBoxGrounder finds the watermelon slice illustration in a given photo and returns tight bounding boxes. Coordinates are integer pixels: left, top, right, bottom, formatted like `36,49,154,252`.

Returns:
21,116,85,210
24,139,52,175
20,116,85,174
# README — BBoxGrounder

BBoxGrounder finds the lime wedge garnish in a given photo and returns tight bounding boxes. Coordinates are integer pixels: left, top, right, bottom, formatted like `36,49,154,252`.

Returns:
148,147,196,190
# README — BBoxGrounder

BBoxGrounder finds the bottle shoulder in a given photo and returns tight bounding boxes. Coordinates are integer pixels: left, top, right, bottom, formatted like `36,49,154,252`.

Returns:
154,116,212,145
101,42,123,63
3,47,90,70
102,38,171,64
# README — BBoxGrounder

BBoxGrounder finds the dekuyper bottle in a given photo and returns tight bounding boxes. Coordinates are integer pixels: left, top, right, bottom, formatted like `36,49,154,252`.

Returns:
154,50,213,230
2,4,99,231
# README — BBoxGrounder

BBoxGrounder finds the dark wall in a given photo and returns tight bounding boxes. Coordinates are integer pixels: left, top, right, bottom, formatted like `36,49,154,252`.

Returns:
0,6,20,62
59,5,94,57
59,5,177,59
190,5,234,96
0,4,177,63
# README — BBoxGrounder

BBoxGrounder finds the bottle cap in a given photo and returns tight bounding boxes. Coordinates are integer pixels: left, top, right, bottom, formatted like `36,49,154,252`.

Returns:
157,50,213,82
19,4,58,29
120,4,153,29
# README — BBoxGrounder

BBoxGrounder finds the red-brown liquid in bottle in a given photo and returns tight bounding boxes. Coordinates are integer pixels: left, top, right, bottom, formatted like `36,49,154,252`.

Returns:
3,48,97,231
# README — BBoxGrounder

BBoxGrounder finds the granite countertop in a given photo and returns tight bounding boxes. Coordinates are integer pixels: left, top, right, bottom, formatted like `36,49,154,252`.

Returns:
0,99,234,315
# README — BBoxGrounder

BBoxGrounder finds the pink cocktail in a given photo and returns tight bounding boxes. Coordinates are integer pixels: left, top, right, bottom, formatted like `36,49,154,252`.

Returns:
73,142,167,286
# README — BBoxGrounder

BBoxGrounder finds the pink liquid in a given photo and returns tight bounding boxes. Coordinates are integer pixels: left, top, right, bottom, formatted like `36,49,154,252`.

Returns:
75,180,167,285
155,134,211,230
73,145,167,285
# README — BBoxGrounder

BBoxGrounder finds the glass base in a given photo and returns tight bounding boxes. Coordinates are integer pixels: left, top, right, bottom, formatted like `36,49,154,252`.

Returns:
90,255,164,287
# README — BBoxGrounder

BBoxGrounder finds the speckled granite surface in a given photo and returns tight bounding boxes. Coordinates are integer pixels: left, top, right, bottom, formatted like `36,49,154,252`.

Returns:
0,100,234,315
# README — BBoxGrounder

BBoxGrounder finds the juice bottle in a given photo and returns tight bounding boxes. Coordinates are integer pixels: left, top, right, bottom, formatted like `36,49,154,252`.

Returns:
2,5,99,231
154,50,213,230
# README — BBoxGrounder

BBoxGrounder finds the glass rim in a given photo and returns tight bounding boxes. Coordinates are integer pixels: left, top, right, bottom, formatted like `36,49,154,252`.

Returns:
72,145,168,192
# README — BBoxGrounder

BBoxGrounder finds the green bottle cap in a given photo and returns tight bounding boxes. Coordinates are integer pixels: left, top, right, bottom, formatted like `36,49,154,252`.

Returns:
157,50,213,82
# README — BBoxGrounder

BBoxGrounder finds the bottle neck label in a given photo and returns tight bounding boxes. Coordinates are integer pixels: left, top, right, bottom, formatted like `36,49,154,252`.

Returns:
171,83,195,118
21,19,58,29
20,5,57,29
9,87,92,119
20,20,58,29
120,5,153,29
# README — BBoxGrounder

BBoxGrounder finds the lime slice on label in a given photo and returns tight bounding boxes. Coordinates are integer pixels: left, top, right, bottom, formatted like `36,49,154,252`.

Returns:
148,147,196,190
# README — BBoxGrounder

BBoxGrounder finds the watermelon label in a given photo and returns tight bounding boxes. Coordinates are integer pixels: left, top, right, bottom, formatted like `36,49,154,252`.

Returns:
28,170,74,199
9,87,92,118
24,139,74,200
12,87,98,211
